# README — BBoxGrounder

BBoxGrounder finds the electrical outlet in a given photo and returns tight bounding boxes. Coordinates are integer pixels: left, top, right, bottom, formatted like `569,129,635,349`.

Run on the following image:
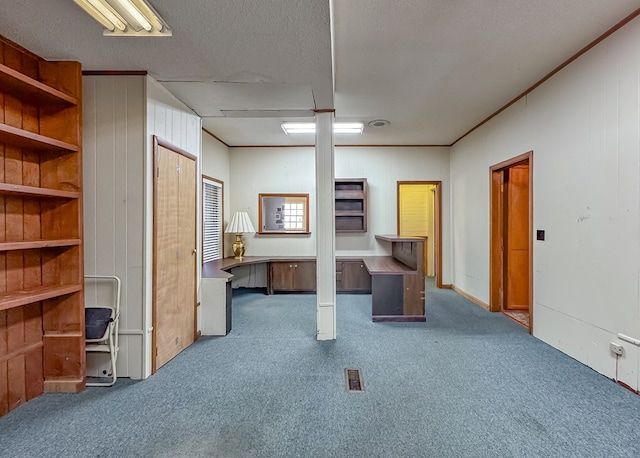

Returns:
609,342,624,356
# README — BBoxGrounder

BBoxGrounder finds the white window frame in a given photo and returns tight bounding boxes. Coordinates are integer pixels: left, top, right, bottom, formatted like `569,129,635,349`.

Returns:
202,177,223,263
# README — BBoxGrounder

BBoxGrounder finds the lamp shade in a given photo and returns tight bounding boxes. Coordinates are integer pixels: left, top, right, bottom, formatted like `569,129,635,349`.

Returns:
225,211,255,234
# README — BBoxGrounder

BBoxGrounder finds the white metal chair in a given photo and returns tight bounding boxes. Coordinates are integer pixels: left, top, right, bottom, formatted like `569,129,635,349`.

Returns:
84,275,121,387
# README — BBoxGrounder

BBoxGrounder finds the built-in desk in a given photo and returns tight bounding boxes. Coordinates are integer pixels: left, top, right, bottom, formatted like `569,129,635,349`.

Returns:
365,235,426,322
201,256,316,336
200,242,424,335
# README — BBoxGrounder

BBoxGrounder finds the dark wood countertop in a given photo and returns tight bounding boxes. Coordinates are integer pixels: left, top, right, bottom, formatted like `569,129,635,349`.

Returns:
202,256,316,279
362,256,416,275
375,234,426,243
203,254,417,278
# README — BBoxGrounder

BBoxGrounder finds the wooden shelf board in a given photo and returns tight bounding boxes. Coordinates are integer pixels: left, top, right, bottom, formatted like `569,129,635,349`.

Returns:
0,284,82,312
0,239,81,251
0,63,77,106
0,123,78,152
335,191,365,199
335,211,365,216
44,331,83,338
0,182,79,199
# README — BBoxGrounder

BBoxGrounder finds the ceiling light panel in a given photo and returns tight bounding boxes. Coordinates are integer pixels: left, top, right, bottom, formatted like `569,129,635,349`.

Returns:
74,0,171,36
281,122,364,135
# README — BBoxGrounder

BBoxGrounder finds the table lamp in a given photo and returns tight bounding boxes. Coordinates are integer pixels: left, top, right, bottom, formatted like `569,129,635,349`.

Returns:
225,211,255,259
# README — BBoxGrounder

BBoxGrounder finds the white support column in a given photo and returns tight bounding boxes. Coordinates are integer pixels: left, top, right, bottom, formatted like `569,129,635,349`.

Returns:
315,111,336,340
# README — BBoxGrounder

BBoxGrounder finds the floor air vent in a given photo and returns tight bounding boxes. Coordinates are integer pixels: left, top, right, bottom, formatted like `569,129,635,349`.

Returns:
345,368,364,392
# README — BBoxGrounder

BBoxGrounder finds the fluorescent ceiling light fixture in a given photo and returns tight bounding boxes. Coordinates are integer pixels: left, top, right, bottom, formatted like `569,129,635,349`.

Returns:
113,0,151,31
74,0,171,36
281,122,364,135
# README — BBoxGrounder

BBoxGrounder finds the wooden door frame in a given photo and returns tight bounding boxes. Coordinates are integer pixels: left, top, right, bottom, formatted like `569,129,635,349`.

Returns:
396,181,443,288
152,136,199,373
490,151,533,333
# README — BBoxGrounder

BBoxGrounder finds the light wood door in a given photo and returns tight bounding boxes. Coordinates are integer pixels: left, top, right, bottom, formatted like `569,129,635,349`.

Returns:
154,143,196,371
504,165,529,310
176,153,197,345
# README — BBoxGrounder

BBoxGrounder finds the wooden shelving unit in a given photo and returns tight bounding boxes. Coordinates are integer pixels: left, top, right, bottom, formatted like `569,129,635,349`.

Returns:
335,178,368,232
0,36,84,416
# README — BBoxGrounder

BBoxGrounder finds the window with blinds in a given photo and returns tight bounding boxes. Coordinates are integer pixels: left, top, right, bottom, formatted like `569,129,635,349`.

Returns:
203,177,223,263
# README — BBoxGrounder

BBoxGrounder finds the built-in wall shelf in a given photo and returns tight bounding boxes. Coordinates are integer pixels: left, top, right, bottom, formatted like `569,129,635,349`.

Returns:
0,123,78,152
0,239,81,251
0,63,77,106
1,35,84,416
0,183,79,199
335,178,368,232
0,284,82,312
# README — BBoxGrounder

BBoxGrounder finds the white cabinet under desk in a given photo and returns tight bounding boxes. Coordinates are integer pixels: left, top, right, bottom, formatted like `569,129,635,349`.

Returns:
201,262,234,336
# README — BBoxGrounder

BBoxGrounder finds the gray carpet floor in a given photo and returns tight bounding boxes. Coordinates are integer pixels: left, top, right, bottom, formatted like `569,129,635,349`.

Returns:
1,281,639,457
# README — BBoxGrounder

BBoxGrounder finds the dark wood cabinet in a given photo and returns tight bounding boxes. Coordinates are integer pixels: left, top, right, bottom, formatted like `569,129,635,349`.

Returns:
367,235,426,321
336,259,371,292
335,178,367,232
270,261,316,293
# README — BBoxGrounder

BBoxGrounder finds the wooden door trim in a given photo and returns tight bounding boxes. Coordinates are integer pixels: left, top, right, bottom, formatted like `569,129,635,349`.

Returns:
152,135,199,373
490,151,531,171
396,181,443,288
489,151,533,333
155,136,197,161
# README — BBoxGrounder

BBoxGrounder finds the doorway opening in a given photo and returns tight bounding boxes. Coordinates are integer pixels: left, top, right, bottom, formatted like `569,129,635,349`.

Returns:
490,152,533,333
397,181,443,288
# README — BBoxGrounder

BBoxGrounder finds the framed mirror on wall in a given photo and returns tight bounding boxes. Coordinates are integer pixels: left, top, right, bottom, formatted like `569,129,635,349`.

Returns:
258,193,310,234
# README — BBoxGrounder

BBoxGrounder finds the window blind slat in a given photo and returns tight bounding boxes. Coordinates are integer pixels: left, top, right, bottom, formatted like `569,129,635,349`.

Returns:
203,178,223,263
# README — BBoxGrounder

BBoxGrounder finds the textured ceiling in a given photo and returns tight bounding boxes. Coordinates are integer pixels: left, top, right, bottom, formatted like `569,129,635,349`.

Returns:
0,1,638,146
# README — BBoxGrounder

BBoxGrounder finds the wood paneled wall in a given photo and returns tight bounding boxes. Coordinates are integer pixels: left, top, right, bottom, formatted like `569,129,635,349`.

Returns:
82,75,145,379
83,75,201,380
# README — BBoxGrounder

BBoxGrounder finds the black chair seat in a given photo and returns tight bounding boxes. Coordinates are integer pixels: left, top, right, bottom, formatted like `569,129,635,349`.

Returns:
85,307,113,340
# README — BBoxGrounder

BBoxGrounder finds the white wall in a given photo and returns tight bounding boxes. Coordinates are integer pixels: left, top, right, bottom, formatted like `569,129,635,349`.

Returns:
227,146,452,283
450,17,640,389
145,77,202,378
336,147,451,284
83,75,146,379
229,147,317,257
202,130,231,243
